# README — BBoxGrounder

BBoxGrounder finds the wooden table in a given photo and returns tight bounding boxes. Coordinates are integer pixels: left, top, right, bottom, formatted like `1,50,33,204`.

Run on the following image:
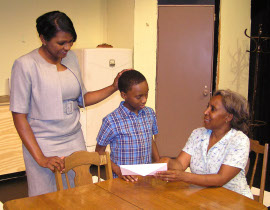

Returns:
4,176,267,209
96,176,267,209
3,182,139,210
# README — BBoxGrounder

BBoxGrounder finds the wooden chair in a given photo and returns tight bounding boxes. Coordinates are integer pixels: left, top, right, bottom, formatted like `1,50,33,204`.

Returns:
54,151,113,191
248,139,269,203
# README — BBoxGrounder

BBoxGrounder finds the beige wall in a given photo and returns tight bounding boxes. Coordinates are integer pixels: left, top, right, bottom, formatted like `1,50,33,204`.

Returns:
0,0,134,96
107,0,134,49
0,0,107,95
217,0,251,98
1,0,251,102
134,0,158,109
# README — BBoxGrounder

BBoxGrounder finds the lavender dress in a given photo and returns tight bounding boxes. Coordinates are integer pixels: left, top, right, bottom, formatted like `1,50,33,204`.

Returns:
22,69,86,196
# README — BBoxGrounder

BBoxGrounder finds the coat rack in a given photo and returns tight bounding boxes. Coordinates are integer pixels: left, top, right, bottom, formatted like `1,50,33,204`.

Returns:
245,24,270,137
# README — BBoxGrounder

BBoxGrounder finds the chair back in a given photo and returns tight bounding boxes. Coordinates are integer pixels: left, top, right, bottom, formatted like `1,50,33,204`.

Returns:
248,139,269,203
55,151,113,191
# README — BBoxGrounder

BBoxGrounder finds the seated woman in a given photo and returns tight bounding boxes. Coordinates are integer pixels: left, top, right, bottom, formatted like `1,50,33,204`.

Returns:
155,89,253,199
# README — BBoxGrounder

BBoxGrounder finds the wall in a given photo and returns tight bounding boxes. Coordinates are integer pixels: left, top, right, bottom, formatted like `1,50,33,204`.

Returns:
134,0,158,109
217,0,251,98
107,0,134,49
0,0,107,96
1,0,251,102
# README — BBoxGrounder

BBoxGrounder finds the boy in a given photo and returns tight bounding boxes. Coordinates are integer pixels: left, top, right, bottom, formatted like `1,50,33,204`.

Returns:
95,70,160,182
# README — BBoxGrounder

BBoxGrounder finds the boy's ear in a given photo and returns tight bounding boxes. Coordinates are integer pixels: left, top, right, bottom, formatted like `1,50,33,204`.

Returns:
120,91,126,100
40,35,46,45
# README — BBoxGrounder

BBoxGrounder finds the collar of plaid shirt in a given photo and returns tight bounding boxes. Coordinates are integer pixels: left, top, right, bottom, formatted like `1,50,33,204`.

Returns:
118,101,146,118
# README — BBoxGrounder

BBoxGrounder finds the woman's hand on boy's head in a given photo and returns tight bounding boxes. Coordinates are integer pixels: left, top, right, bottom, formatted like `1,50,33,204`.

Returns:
112,69,133,90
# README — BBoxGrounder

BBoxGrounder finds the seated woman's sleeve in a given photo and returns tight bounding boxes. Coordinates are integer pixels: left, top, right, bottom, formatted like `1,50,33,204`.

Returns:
223,131,250,170
96,117,115,146
10,59,31,114
182,128,202,156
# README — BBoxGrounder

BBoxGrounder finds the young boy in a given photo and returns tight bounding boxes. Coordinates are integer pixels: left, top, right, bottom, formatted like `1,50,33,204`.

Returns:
95,70,160,182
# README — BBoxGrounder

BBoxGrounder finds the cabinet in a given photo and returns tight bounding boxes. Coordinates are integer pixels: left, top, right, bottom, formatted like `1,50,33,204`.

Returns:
74,49,133,152
0,97,25,175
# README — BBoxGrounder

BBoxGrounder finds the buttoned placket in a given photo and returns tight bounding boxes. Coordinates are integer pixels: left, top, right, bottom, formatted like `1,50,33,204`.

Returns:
133,111,145,163
203,130,233,173
201,133,210,173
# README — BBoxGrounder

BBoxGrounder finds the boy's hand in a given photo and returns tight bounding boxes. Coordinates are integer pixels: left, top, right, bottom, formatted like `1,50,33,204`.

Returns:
121,175,138,182
112,162,138,182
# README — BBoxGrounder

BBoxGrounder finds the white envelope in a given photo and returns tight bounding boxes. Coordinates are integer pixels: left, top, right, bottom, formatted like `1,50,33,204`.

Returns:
120,163,167,176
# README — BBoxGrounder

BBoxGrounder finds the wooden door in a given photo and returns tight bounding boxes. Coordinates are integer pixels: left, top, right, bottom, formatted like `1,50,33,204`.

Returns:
156,5,214,157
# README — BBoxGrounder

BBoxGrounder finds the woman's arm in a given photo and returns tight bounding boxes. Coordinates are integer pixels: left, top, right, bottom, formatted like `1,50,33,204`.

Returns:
83,85,116,106
12,112,64,172
159,151,191,171
156,164,241,187
83,69,128,107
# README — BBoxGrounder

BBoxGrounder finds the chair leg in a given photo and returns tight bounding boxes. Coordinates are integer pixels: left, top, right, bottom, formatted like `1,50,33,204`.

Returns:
249,153,259,189
98,166,101,182
55,170,64,191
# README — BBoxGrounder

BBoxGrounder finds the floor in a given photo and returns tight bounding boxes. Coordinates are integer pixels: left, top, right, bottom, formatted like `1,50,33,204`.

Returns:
0,175,27,204
1,170,270,209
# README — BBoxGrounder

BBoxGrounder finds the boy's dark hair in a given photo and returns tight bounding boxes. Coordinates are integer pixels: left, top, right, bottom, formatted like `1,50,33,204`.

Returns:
36,11,77,42
118,70,146,93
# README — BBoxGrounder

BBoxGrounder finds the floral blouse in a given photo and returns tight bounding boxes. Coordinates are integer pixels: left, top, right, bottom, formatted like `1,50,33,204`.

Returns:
183,127,253,199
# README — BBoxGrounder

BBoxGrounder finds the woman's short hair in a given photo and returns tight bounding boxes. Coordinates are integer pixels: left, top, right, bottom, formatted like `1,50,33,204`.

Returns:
118,70,146,93
213,89,250,135
36,11,77,41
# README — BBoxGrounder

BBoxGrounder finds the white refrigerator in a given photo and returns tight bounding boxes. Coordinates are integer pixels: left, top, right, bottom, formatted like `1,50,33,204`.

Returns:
74,48,133,151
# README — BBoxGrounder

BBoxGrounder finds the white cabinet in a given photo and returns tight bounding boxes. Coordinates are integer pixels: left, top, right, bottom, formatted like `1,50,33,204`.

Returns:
75,49,133,151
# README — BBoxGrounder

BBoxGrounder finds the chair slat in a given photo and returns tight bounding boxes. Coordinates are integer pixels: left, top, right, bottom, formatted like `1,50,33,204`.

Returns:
54,151,113,191
248,139,269,204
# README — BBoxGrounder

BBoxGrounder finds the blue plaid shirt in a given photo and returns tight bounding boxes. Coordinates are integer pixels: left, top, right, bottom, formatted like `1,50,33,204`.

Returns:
97,101,158,177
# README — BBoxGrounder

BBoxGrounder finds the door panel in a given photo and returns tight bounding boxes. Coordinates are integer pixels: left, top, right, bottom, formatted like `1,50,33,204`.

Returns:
156,6,214,157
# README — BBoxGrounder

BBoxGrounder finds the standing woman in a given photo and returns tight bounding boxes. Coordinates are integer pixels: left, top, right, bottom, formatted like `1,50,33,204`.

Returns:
10,11,124,196
155,89,253,199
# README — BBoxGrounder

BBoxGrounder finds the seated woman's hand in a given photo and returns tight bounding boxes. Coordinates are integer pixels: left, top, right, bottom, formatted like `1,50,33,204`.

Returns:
155,169,185,182
39,156,65,172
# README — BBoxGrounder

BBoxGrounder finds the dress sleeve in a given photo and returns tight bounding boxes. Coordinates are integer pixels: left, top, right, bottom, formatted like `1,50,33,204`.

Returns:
223,132,250,170
9,59,31,114
96,117,114,146
77,81,87,107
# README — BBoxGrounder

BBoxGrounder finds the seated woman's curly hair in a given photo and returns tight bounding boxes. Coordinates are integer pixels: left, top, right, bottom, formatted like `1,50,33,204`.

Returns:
213,89,250,135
